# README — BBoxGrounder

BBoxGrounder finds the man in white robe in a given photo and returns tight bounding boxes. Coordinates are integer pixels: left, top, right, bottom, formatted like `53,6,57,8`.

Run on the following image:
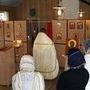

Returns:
12,55,45,90
33,31,59,80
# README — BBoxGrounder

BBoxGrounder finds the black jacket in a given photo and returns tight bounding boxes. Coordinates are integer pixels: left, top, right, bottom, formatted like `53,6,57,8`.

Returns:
57,67,89,90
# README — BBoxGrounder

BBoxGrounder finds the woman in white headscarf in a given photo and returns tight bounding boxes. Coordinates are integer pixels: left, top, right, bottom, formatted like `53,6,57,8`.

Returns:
82,39,90,90
12,55,45,90
33,29,59,80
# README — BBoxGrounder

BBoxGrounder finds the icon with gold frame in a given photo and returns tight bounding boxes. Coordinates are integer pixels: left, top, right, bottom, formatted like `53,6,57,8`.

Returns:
68,39,77,48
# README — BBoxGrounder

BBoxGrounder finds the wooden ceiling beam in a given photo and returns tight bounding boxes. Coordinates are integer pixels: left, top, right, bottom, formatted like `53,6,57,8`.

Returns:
80,0,90,5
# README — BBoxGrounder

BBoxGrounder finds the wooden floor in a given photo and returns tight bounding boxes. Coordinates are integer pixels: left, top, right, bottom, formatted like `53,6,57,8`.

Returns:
0,68,64,90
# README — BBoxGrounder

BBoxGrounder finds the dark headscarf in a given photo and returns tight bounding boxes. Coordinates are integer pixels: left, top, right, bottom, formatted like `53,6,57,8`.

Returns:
67,48,86,68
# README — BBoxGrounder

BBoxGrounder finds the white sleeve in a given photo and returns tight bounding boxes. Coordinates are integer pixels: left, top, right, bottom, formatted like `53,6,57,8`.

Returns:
12,73,22,90
12,75,16,90
36,72,45,90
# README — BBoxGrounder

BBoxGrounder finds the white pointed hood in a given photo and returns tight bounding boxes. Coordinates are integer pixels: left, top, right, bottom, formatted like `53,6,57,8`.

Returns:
33,32,59,79
20,55,35,72
34,32,53,45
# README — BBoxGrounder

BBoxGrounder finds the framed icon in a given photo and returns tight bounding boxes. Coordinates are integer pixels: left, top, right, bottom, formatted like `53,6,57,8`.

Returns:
56,33,62,40
30,8,36,17
4,21,14,41
68,39,77,48
77,22,83,29
69,22,75,29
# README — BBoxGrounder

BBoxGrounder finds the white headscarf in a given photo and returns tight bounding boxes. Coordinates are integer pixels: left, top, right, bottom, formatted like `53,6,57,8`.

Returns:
12,55,45,90
20,55,35,72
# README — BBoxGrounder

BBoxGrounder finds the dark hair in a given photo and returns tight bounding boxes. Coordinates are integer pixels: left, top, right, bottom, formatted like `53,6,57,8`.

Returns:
40,28,46,33
67,47,80,57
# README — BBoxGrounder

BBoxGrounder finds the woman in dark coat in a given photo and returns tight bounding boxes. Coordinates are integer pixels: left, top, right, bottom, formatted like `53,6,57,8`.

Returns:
57,48,89,90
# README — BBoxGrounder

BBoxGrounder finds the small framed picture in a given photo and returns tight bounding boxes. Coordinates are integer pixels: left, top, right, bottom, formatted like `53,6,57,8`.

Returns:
56,33,62,40
69,22,75,29
77,22,83,29
30,8,36,17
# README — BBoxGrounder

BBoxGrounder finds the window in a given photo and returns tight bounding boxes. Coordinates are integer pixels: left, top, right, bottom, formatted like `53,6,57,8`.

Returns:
0,11,9,21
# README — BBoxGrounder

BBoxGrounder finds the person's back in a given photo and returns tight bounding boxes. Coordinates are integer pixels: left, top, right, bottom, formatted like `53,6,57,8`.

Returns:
33,31,59,80
12,55,45,90
57,48,89,90
57,67,89,90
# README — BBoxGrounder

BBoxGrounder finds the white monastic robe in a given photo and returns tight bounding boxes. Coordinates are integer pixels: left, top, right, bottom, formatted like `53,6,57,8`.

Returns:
33,32,59,79
12,55,45,90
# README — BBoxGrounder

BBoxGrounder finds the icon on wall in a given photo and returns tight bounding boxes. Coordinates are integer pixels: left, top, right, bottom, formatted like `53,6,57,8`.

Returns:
30,8,37,17
6,32,11,38
56,33,62,40
68,39,77,48
77,22,83,29
69,22,75,29
4,22,14,41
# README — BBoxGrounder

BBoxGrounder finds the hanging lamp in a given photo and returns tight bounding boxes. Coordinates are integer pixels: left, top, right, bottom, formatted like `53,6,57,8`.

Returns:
78,9,85,19
53,0,65,17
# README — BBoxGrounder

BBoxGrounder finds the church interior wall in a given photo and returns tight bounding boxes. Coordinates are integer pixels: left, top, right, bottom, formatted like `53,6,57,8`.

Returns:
0,20,90,69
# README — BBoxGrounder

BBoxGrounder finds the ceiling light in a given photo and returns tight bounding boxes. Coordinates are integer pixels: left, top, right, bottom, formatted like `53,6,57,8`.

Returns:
78,9,85,18
53,0,65,17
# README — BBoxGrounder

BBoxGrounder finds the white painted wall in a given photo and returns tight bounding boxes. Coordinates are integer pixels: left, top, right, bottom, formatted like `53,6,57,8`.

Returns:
62,0,79,19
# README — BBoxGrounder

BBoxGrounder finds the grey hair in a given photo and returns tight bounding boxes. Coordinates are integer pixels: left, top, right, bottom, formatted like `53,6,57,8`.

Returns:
83,39,90,51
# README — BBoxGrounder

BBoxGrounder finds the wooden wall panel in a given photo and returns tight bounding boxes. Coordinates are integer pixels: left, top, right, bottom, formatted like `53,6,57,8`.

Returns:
0,22,4,48
4,21,14,41
0,0,89,20
80,1,90,19
52,20,67,44
55,44,66,68
86,20,90,39
14,21,27,41
15,42,27,63
0,47,15,85
14,0,30,20
68,20,85,45
5,41,13,47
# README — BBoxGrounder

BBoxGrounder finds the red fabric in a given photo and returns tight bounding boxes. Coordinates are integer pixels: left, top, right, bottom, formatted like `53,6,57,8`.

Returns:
47,22,52,39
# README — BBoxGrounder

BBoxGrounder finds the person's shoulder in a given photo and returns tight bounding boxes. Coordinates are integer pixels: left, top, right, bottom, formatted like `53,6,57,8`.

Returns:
57,70,70,82
12,73,17,78
35,72,44,79
59,70,70,77
12,72,21,80
83,68,89,73
83,68,89,78
12,72,19,82
35,72,43,76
